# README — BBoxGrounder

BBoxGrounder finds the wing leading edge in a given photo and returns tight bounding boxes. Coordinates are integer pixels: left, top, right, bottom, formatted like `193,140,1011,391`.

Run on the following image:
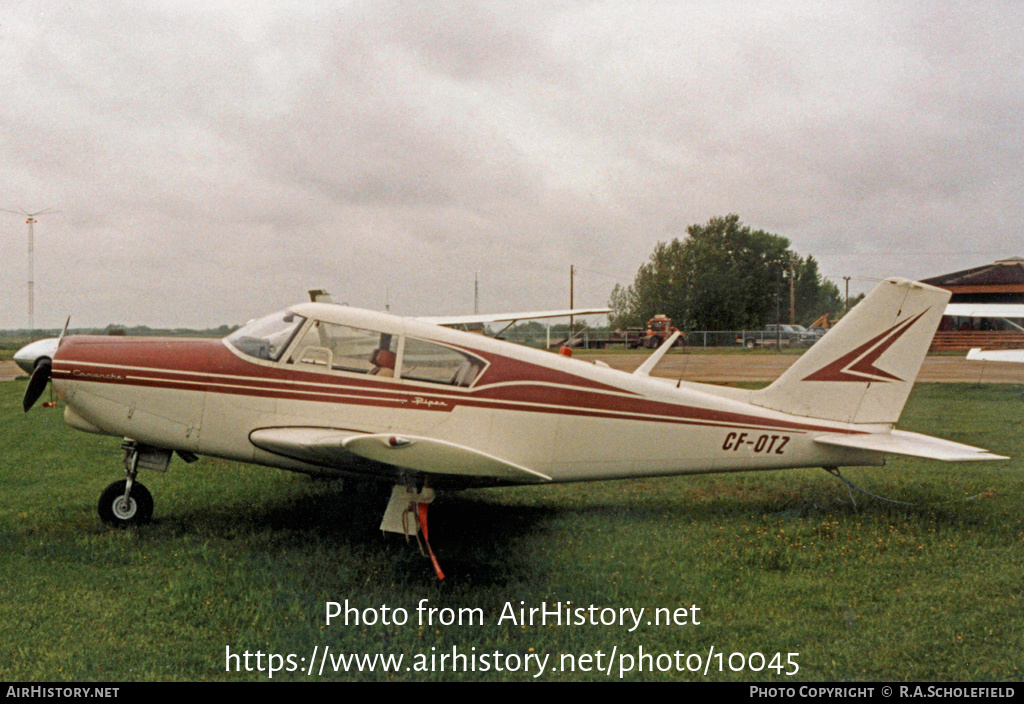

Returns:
249,427,550,483
418,307,610,327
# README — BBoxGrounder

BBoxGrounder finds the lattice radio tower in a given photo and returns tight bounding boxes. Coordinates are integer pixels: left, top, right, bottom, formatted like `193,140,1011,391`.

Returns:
3,207,55,330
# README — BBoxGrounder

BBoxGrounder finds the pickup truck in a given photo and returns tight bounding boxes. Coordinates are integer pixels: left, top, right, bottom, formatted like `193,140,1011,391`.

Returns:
740,324,816,349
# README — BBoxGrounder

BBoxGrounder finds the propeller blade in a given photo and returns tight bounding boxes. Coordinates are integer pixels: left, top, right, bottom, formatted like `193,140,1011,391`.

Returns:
23,359,52,412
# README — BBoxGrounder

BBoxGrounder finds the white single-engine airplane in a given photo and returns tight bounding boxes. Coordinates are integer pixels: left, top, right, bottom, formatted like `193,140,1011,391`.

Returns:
944,303,1024,364
21,279,1006,578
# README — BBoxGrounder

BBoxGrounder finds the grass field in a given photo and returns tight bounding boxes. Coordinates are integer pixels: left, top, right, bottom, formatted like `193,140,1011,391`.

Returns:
0,381,1021,682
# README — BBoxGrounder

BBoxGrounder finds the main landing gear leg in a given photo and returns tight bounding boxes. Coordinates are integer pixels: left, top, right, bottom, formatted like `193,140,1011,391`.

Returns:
380,484,444,580
97,441,154,528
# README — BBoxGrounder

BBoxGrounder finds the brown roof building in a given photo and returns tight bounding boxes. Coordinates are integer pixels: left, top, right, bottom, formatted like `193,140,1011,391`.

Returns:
922,257,1024,350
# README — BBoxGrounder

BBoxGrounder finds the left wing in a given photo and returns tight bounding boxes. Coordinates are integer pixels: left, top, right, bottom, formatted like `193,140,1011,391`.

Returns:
303,288,609,327
418,308,610,327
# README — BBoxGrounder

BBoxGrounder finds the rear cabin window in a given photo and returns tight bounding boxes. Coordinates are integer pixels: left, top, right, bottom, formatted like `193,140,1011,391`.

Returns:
290,322,398,377
401,338,484,387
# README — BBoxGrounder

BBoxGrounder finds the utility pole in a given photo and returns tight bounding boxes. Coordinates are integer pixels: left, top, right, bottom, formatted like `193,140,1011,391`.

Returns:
474,271,479,315
843,276,851,313
789,256,795,324
3,207,55,331
775,271,782,348
569,264,575,338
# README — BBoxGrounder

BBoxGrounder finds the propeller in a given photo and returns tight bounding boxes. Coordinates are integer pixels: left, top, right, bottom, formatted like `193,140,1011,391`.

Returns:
23,359,52,412
22,316,69,413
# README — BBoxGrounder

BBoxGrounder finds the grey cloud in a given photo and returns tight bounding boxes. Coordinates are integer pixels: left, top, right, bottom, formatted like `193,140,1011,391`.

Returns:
1,1,1021,327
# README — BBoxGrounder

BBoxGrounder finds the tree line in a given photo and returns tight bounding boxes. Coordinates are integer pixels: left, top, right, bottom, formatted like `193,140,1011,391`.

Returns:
609,215,844,330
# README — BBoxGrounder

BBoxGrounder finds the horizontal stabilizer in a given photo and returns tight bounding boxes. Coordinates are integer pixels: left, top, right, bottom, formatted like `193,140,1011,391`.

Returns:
814,430,1008,462
342,434,552,482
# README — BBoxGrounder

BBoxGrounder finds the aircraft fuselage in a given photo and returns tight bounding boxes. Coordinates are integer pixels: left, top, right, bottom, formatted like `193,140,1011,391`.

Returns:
50,303,883,488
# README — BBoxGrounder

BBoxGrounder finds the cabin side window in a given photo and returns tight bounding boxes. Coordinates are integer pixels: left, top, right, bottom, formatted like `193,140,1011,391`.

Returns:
401,338,484,387
290,321,398,376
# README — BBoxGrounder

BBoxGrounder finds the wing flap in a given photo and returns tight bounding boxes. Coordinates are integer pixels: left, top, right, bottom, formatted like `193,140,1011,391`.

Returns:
815,430,1007,462
342,434,551,482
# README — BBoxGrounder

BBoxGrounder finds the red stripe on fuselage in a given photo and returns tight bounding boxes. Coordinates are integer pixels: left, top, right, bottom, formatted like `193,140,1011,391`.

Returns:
52,336,849,434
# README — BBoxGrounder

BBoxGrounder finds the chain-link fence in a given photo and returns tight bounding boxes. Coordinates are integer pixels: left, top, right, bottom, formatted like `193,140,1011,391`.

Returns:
493,328,815,349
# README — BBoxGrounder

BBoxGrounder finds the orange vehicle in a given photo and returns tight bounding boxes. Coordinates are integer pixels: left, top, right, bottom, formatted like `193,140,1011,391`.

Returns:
567,315,684,349
640,314,683,349
604,315,684,349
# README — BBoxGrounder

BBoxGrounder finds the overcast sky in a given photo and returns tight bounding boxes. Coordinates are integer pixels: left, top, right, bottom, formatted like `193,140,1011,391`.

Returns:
1,0,1021,329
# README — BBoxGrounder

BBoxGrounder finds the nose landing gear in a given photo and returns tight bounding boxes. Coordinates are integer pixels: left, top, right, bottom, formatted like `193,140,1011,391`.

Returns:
97,441,166,528
98,478,153,527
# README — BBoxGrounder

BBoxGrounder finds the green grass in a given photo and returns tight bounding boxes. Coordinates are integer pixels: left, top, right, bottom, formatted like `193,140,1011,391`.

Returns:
0,382,1021,681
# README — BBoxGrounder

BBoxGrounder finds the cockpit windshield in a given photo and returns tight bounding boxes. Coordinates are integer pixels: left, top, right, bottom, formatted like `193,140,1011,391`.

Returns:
226,310,306,361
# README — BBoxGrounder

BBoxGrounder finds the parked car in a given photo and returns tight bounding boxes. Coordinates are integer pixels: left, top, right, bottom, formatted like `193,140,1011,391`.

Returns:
740,324,817,348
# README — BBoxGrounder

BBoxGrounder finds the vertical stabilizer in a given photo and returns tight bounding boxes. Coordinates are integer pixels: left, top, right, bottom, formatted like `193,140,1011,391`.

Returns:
750,278,949,424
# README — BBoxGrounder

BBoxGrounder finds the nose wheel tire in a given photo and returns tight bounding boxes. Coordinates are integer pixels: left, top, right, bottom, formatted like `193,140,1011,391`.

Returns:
98,479,154,528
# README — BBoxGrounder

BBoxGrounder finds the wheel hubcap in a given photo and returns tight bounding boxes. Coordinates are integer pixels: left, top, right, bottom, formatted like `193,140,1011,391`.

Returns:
112,496,137,520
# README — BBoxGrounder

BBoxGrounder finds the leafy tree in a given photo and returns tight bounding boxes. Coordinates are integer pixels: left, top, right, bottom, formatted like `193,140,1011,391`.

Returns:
792,255,844,326
610,215,841,331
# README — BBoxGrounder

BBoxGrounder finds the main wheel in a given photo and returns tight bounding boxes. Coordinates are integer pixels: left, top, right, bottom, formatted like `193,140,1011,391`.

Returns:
98,480,154,528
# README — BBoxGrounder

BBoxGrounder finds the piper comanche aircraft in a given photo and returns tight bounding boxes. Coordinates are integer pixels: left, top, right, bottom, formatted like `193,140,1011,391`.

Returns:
20,278,1006,579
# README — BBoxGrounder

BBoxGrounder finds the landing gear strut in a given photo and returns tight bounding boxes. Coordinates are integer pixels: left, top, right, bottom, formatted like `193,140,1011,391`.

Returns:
380,483,444,580
97,441,158,528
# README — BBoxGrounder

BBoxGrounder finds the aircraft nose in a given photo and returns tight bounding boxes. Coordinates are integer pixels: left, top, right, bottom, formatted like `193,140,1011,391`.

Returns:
13,348,34,374
13,338,58,375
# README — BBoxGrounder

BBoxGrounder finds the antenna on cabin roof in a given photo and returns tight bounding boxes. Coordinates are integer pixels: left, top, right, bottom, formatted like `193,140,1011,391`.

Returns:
3,207,57,330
